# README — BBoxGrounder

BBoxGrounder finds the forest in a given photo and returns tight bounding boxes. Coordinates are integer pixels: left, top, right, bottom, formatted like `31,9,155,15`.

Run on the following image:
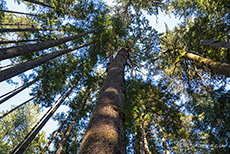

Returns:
0,0,229,153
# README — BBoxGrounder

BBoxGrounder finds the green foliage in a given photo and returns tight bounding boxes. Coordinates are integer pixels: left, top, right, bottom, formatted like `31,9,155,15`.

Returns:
0,103,47,153
1,0,230,153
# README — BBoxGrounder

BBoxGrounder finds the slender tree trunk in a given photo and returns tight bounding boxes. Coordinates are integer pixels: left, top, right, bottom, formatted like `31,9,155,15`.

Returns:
200,40,230,49
78,48,128,154
0,82,25,99
141,115,151,154
10,95,60,153
0,97,35,119
156,117,170,154
0,9,39,16
182,51,230,77
0,42,91,82
56,89,91,154
0,39,40,44
0,23,36,26
40,111,73,154
0,29,96,60
23,0,54,9
0,77,40,104
0,28,57,33
11,78,80,154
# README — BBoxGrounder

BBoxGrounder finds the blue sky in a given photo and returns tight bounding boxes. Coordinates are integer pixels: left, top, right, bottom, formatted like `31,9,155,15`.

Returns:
0,0,181,137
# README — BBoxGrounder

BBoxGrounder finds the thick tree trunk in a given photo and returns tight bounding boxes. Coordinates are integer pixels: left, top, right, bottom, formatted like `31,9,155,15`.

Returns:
0,78,40,104
0,28,57,33
23,0,54,9
11,79,79,154
0,42,91,82
56,90,91,154
183,51,230,77
0,97,35,119
0,9,38,16
0,29,96,60
78,48,128,154
0,39,40,44
200,40,230,49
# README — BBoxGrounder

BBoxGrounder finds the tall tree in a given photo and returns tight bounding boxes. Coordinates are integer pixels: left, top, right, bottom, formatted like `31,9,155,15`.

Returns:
11,77,80,154
0,42,91,82
0,29,95,60
79,48,128,154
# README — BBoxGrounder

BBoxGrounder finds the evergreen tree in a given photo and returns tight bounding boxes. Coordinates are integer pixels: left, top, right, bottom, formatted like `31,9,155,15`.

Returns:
0,103,47,154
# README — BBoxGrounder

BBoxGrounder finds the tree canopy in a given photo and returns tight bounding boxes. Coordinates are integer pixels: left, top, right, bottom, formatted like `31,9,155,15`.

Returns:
0,0,229,153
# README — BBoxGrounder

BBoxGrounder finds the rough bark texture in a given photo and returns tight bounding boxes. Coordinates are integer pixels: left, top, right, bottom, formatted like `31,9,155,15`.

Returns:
184,52,230,77
0,9,38,16
23,0,54,8
11,79,79,154
0,29,95,60
56,90,91,154
200,40,230,49
0,42,90,82
78,48,128,154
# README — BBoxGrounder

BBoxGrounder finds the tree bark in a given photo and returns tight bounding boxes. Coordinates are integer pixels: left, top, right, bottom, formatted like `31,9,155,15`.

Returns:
183,51,230,77
0,9,39,16
200,40,230,49
0,28,96,60
0,97,35,119
78,48,128,154
56,89,91,154
23,0,54,9
0,39,40,44
0,28,58,33
0,42,91,82
0,77,40,104
11,78,80,154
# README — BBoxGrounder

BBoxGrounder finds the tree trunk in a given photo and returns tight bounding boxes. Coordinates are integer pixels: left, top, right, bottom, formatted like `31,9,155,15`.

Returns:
156,117,170,154
23,0,54,9
0,23,36,26
141,115,151,154
183,51,230,77
40,111,72,154
0,28,96,60
0,42,91,82
0,39,40,44
56,89,91,154
78,48,128,154
0,77,40,104
200,40,230,49
0,97,35,119
0,28,57,33
0,9,39,16
11,78,80,154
